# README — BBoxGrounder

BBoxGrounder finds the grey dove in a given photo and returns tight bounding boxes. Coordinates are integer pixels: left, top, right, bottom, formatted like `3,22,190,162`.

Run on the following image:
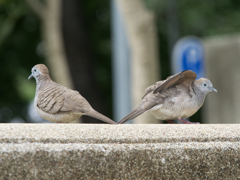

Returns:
28,64,116,124
117,70,217,124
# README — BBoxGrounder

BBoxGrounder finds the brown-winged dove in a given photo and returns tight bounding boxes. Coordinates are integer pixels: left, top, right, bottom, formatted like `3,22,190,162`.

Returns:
28,64,116,124
117,70,217,124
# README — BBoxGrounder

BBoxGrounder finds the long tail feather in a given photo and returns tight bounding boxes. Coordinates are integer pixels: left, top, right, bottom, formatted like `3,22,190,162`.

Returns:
86,109,116,124
117,108,146,124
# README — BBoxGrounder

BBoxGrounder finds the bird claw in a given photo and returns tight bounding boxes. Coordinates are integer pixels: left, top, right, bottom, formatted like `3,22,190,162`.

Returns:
177,118,200,124
165,120,177,124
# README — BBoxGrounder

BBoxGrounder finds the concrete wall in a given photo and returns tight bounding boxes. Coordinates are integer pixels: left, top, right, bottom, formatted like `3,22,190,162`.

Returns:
203,34,240,123
1,124,240,179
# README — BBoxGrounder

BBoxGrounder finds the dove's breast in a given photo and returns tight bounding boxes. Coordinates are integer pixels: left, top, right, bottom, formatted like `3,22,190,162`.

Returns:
150,91,203,120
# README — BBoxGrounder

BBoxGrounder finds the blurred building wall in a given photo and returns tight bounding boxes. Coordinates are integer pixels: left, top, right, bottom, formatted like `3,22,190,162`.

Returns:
203,34,240,123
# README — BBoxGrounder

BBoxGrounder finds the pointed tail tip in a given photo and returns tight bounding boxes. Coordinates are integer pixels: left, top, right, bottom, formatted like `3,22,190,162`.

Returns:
87,109,117,124
117,118,129,124
117,109,145,124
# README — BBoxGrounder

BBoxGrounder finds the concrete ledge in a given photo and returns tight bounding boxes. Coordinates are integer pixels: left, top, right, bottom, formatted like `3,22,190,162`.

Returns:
0,124,240,179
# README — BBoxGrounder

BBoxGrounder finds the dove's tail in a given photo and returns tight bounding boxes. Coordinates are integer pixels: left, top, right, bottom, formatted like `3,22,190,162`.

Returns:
117,107,146,124
86,108,117,124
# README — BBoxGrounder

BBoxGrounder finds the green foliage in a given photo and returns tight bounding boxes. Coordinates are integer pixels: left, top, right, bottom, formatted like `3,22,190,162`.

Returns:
178,0,240,36
144,0,240,37
0,0,29,44
0,0,43,122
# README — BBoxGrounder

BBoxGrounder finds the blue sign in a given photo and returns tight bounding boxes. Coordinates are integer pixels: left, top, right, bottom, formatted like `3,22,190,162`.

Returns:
171,36,205,79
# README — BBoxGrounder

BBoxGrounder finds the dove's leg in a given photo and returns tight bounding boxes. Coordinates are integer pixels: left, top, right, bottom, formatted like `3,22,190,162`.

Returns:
177,118,200,124
165,120,177,124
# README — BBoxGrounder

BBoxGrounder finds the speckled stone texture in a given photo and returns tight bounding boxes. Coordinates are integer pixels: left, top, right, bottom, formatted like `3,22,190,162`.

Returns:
0,124,240,179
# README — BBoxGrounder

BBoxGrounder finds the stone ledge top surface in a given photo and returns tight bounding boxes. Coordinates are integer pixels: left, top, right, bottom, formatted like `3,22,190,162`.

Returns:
0,124,240,144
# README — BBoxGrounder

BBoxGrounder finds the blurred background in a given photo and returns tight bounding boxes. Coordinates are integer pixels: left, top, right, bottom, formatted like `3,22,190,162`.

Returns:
1,0,240,124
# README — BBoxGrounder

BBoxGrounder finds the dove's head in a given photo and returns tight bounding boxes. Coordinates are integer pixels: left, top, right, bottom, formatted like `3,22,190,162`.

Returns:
28,64,50,80
195,78,217,95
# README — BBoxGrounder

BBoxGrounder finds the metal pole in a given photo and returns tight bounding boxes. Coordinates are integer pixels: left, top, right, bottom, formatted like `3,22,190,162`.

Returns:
111,0,132,123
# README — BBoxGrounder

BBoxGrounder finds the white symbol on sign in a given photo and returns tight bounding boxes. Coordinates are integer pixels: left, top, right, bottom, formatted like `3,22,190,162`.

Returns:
187,48,198,64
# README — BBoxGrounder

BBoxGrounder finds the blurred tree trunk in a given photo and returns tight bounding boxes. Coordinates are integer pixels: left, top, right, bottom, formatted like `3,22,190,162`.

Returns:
61,0,107,123
25,0,73,89
116,0,160,123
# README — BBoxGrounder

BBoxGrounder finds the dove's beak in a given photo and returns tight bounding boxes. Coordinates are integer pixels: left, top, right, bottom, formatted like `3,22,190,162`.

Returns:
28,74,33,80
209,87,217,93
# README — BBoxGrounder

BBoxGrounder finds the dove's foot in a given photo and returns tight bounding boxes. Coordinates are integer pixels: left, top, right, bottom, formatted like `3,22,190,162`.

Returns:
165,120,177,124
178,118,200,124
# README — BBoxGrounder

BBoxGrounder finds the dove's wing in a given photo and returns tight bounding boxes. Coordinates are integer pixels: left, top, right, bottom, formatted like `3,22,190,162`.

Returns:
142,81,164,99
37,84,66,114
60,90,88,113
37,82,88,114
153,70,197,94
61,90,116,124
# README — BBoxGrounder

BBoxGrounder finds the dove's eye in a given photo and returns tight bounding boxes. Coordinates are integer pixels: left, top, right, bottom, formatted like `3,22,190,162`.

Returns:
203,83,207,87
33,69,37,73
